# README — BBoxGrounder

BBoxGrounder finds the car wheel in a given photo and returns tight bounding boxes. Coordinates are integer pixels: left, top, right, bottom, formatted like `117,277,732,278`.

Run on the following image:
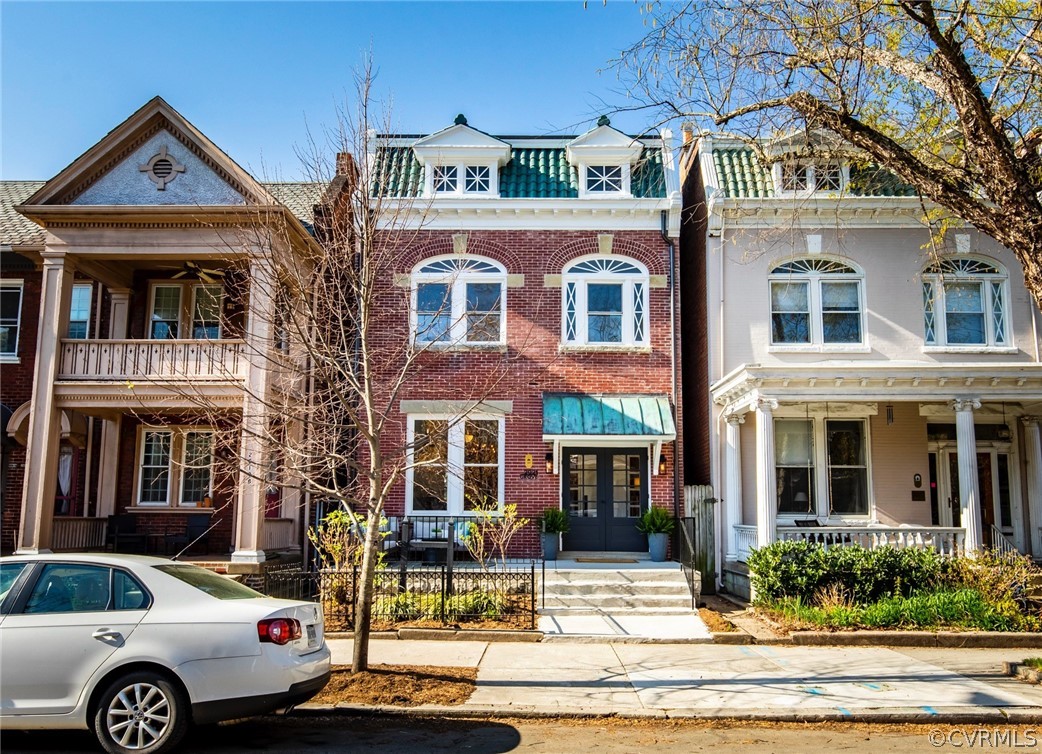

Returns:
93,671,188,754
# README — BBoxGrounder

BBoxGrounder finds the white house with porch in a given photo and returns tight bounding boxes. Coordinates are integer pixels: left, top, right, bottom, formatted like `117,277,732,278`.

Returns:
687,135,1042,596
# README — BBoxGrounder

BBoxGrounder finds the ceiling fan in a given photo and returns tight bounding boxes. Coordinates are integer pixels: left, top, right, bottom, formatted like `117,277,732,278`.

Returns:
172,261,227,285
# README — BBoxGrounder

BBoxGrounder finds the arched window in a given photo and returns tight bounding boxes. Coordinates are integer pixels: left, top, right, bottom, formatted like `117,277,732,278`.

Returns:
562,256,649,346
922,257,1009,348
411,256,506,345
769,258,864,347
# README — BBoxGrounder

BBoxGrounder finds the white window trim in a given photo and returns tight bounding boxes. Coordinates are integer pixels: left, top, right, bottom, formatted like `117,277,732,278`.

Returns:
405,413,505,516
773,162,849,196
411,256,507,347
67,282,93,340
148,281,224,340
922,261,1012,351
768,262,867,350
0,278,24,362
133,426,214,508
561,255,650,347
774,416,874,522
578,163,632,198
425,162,499,197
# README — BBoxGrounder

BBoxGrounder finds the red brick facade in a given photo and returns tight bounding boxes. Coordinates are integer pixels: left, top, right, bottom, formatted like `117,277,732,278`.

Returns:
372,229,683,558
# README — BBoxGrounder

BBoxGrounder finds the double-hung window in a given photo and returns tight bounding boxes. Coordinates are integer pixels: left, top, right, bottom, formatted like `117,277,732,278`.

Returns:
68,283,93,339
137,428,214,507
407,415,504,514
769,259,864,348
412,257,506,346
774,417,870,518
562,256,649,347
149,283,224,340
0,280,24,359
922,257,1010,349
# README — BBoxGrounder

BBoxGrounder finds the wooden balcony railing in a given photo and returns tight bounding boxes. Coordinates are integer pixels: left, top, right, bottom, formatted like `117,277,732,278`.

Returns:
52,516,108,551
263,518,297,552
58,339,246,381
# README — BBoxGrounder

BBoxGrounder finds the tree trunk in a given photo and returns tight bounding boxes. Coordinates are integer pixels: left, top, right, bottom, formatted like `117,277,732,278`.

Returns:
351,484,383,673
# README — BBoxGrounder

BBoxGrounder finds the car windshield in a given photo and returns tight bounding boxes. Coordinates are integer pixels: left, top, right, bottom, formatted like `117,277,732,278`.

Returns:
154,564,265,600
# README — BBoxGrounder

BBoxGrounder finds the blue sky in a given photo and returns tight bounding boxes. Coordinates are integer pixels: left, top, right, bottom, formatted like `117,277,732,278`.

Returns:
1,1,659,181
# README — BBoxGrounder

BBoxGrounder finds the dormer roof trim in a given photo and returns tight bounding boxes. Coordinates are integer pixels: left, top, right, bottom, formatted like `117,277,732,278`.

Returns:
412,123,512,166
565,124,644,167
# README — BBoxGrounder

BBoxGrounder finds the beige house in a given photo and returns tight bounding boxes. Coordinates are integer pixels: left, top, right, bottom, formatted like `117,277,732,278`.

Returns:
2,98,321,571
683,135,1042,595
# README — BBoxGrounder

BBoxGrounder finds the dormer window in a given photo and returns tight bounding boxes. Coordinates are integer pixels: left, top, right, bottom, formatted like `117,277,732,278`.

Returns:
777,162,847,193
465,166,490,193
586,165,623,193
433,166,458,193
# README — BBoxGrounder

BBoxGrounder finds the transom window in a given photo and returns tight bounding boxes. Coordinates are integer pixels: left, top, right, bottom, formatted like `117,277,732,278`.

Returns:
412,256,506,346
769,258,864,347
778,162,845,192
407,415,504,514
137,428,214,507
0,280,24,358
562,256,649,347
149,283,224,340
775,418,869,518
586,165,623,193
922,257,1009,348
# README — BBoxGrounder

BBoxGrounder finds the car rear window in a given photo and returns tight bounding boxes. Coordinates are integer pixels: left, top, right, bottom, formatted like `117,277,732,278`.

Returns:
154,564,265,600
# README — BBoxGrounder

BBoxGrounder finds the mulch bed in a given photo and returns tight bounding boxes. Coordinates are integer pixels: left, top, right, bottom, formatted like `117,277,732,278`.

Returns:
310,664,477,707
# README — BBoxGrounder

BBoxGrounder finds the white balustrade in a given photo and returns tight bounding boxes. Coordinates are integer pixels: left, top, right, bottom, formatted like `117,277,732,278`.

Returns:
776,525,966,557
262,518,296,551
58,339,246,381
734,525,758,562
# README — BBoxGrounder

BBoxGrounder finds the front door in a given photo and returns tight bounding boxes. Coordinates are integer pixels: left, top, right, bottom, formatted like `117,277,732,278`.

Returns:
561,448,647,552
929,448,1016,548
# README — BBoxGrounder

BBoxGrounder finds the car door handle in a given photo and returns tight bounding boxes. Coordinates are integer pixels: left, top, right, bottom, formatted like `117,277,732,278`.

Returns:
92,629,124,645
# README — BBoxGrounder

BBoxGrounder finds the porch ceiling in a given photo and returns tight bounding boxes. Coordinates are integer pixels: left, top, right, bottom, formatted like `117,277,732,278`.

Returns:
712,364,1042,412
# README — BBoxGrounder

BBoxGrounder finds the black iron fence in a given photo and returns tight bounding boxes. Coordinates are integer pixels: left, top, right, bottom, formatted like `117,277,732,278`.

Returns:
263,562,537,631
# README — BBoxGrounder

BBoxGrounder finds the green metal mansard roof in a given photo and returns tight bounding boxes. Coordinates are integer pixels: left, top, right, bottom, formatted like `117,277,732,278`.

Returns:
542,394,676,439
711,147,918,199
373,145,667,199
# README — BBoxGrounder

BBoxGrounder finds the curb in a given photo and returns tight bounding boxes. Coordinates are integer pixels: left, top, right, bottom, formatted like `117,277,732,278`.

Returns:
789,631,1042,648
1004,661,1042,685
291,702,1042,724
326,628,543,642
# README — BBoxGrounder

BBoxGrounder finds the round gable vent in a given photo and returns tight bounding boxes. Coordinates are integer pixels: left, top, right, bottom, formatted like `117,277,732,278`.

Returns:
139,145,185,190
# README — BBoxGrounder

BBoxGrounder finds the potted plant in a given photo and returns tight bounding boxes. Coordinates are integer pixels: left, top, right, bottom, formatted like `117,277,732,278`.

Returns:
636,506,675,562
539,508,570,560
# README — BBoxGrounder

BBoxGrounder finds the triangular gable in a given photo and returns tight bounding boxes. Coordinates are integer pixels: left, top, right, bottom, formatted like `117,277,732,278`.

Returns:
566,123,643,166
412,122,511,166
22,96,277,208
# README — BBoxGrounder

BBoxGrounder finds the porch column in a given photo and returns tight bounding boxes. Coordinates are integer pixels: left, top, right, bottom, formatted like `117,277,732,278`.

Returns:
952,399,982,553
754,398,778,549
724,412,745,561
232,257,276,564
1022,416,1042,558
17,252,74,553
96,288,131,518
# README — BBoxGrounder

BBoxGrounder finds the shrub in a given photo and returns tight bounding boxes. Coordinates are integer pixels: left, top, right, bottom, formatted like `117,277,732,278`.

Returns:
540,508,570,534
748,541,944,605
378,592,422,621
941,551,1042,631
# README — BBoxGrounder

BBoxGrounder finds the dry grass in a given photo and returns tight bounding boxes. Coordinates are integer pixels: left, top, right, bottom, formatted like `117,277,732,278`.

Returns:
310,664,477,707
699,607,738,632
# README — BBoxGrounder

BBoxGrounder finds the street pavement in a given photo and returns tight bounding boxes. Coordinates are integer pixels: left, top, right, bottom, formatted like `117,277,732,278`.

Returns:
323,639,1042,721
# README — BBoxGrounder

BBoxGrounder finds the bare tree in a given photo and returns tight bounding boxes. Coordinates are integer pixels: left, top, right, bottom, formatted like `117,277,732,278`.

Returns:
616,0,1042,308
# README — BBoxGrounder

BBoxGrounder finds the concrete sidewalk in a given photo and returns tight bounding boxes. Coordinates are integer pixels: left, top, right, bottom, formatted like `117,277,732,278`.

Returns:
318,639,1042,722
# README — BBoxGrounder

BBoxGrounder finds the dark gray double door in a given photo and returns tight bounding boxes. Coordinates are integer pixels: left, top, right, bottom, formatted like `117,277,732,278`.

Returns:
561,447,647,552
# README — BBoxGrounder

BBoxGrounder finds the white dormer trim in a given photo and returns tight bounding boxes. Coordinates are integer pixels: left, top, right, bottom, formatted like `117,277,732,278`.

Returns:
413,122,511,199
567,122,644,199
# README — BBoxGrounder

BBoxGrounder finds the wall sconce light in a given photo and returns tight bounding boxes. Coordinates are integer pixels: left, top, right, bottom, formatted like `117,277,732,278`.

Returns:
658,454,667,476
545,452,554,474
886,404,894,425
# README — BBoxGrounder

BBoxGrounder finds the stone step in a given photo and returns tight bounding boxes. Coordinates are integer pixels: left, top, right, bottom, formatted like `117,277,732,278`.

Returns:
542,582,691,596
539,606,696,617
542,594,694,610
542,570,687,585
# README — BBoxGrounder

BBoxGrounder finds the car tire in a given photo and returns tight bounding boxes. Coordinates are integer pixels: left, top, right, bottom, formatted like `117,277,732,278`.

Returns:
93,671,189,754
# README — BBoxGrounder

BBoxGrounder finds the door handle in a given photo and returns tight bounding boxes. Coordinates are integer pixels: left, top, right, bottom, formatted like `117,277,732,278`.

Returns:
92,628,124,644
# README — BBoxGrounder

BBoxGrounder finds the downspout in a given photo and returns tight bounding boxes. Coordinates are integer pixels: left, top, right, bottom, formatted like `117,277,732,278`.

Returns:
660,210,681,521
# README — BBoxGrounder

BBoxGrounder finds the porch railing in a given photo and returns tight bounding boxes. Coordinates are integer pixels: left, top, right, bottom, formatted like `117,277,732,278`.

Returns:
777,525,966,556
734,524,758,562
58,339,246,381
733,524,966,562
989,524,1019,559
263,518,296,551
52,516,107,551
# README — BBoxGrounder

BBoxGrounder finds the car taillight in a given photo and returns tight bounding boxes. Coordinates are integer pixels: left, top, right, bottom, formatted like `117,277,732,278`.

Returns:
258,618,302,645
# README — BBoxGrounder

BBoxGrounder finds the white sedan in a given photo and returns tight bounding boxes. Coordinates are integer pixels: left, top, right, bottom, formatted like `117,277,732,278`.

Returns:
0,553,330,754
